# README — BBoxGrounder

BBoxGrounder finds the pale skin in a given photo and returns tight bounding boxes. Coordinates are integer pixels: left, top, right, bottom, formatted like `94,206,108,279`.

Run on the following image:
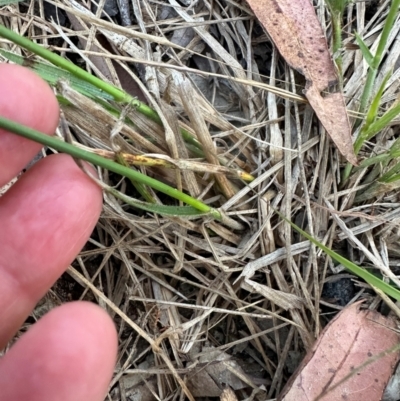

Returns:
0,64,118,401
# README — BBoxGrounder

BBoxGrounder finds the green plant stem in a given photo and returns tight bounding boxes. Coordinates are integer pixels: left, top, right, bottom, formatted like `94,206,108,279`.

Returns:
342,162,352,183
0,116,220,218
0,24,256,182
115,153,156,204
332,14,342,54
326,0,348,78
0,25,161,123
0,24,204,151
358,67,378,120
0,25,131,103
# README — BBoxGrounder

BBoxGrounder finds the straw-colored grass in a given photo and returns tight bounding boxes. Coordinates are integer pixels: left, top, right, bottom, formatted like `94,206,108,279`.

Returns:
1,0,400,399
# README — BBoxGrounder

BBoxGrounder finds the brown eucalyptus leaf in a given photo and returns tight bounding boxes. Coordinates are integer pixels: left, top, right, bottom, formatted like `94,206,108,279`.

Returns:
245,0,358,165
278,303,400,401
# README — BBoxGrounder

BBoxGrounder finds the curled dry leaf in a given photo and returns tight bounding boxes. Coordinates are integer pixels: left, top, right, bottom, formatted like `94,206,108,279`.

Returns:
241,278,303,311
76,147,254,181
245,0,358,165
277,302,400,401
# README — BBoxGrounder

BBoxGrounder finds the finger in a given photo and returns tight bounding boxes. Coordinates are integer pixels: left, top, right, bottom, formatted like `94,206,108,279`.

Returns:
0,64,59,187
0,302,117,401
0,154,102,347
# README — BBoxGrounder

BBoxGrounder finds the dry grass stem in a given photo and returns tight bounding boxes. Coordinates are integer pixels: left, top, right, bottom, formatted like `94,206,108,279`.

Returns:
2,0,400,399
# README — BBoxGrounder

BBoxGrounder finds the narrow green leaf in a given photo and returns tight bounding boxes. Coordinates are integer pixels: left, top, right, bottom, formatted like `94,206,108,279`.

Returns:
0,0,23,5
358,139,400,170
277,211,400,301
372,0,400,70
0,24,255,178
363,102,400,143
378,160,400,183
0,24,171,128
385,173,400,183
0,25,131,102
389,137,400,155
0,50,114,100
0,115,221,218
358,153,391,168
358,0,400,114
354,32,374,67
105,186,213,218
365,71,392,126
345,4,400,179
353,71,394,155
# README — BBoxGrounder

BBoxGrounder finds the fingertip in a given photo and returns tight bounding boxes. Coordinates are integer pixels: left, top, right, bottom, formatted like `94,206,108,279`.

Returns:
0,302,117,401
48,302,119,370
1,153,103,286
0,64,59,133
0,154,103,346
55,301,119,355
0,64,59,185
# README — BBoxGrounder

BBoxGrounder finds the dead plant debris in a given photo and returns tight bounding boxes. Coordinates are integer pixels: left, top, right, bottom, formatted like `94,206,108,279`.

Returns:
1,0,400,400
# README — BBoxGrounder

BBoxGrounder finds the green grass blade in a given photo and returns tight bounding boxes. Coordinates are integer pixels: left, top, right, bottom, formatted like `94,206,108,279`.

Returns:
378,161,400,183
343,1,400,182
361,102,400,145
0,115,223,219
0,25,199,146
358,0,400,114
0,24,255,181
277,211,400,301
0,0,23,4
353,71,394,155
389,137,400,154
115,153,156,204
354,32,374,68
358,152,391,168
0,24,169,129
358,135,400,170
0,50,114,100
384,173,400,183
365,70,391,126
371,0,400,70
0,25,132,103
105,186,212,217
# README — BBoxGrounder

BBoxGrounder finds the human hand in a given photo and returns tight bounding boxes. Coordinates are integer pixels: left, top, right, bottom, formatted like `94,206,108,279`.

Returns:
0,64,117,401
